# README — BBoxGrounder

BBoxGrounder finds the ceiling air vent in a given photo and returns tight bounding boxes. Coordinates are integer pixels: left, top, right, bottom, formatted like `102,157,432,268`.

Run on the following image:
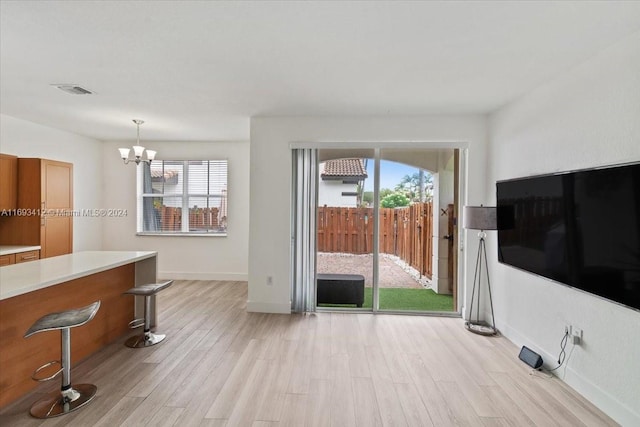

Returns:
53,84,93,95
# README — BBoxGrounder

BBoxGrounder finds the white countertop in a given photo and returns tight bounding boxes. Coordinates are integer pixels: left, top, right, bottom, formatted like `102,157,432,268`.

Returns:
0,245,41,256
0,251,157,300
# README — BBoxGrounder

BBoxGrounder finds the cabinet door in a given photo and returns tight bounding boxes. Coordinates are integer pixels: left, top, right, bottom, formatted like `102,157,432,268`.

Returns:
0,254,15,266
42,216,72,258
42,160,73,210
0,154,18,210
41,160,73,257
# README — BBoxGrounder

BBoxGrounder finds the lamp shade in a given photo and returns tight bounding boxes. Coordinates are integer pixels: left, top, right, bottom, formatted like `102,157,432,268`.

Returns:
463,206,497,230
118,148,130,160
132,145,145,157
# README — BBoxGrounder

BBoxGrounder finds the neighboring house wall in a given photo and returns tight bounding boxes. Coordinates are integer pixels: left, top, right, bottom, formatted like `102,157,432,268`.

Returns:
102,140,249,281
487,32,640,426
0,114,104,252
317,179,358,207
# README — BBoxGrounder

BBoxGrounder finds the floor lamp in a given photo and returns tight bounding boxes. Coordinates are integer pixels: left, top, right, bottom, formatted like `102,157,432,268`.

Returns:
464,205,498,336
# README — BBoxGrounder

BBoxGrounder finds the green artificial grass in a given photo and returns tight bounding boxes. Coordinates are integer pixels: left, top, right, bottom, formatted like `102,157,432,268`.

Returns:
318,287,454,312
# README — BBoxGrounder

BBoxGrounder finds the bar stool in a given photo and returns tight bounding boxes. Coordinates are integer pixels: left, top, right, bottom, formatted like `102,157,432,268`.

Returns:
123,280,173,348
23,301,101,418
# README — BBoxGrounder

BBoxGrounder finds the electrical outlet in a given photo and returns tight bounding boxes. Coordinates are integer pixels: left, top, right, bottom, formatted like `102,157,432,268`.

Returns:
572,327,582,345
266,276,273,286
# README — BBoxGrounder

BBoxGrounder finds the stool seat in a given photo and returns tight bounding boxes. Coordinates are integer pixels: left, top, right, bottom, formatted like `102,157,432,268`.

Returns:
24,301,101,338
123,280,173,296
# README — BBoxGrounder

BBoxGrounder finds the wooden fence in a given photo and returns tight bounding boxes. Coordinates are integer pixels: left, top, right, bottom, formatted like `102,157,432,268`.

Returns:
157,206,220,231
317,203,433,278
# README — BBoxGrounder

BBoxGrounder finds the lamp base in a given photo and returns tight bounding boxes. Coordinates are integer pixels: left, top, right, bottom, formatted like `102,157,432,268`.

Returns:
465,321,498,336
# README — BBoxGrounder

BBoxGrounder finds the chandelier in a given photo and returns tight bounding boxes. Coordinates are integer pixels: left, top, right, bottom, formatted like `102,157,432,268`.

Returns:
118,119,156,165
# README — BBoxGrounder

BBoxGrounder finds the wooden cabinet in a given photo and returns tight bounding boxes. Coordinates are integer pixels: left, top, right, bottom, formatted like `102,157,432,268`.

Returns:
15,250,40,263
0,254,15,266
0,159,73,258
23,158,73,258
0,154,18,210
0,250,40,266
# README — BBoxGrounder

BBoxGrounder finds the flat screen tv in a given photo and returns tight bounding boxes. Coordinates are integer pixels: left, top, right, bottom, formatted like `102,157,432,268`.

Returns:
496,162,640,312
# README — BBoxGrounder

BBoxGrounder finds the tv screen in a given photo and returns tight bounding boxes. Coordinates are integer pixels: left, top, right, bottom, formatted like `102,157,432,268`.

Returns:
497,162,640,311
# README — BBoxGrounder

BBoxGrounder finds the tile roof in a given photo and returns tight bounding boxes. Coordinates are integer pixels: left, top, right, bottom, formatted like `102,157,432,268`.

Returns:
151,170,179,182
321,159,368,179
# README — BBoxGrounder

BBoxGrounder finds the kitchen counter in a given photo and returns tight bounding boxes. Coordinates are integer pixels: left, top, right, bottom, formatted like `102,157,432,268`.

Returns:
0,250,156,300
0,245,41,256
0,250,158,408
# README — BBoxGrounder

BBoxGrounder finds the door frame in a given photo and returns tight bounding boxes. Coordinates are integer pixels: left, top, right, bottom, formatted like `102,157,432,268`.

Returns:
292,141,469,315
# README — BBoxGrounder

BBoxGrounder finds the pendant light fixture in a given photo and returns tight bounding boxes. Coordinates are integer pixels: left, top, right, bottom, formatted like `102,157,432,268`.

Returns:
118,119,156,165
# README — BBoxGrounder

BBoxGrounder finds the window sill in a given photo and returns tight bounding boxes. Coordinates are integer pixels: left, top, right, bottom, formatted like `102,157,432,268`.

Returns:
136,232,227,237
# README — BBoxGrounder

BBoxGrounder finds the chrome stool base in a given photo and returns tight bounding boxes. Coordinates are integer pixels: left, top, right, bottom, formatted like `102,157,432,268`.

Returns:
29,383,97,418
125,331,166,348
123,281,173,349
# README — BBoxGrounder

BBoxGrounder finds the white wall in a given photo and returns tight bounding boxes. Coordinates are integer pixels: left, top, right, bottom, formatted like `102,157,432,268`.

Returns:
317,180,358,207
487,32,640,426
0,114,104,251
102,140,249,281
248,116,488,314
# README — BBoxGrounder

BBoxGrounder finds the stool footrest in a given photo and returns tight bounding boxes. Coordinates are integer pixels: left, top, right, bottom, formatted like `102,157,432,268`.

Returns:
128,318,145,329
32,360,62,382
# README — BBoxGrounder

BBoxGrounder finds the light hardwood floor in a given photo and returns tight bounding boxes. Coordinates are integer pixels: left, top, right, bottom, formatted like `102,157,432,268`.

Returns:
0,280,618,426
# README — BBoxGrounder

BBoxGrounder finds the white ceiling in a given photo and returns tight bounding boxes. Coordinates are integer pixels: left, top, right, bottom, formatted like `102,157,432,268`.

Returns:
1,1,640,142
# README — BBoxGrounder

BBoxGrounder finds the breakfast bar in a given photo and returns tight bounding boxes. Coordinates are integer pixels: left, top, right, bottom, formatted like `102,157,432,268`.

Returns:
0,251,157,408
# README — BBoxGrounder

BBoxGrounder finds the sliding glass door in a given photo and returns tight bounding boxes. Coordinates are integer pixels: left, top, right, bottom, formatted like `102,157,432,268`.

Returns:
293,146,459,314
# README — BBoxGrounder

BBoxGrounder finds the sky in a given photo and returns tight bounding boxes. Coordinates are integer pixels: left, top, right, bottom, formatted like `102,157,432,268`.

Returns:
363,159,421,192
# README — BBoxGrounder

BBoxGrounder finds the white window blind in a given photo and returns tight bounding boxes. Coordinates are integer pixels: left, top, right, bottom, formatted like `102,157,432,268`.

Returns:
137,160,228,235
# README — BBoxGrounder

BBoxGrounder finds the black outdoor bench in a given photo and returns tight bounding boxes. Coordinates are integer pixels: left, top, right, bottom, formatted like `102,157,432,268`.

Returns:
317,273,365,307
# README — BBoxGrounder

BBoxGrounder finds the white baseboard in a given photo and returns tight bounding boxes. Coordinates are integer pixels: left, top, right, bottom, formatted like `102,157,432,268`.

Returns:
159,271,248,281
246,300,291,314
499,322,640,427
562,364,640,427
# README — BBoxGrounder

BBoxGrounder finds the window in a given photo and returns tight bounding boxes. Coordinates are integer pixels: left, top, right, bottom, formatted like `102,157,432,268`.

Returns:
137,160,228,235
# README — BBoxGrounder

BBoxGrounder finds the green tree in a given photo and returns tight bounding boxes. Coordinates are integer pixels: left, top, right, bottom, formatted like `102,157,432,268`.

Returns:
381,192,410,208
360,188,396,207
379,188,394,200
395,171,433,202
